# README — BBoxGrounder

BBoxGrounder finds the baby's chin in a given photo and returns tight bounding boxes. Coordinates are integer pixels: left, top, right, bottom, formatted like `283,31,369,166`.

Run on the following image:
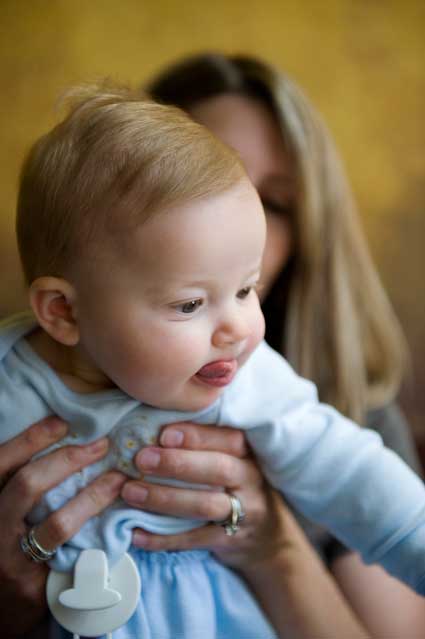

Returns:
164,395,223,414
143,383,225,414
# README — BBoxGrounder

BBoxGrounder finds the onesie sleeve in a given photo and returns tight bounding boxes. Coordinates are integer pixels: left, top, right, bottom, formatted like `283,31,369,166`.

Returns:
220,341,425,595
324,402,423,565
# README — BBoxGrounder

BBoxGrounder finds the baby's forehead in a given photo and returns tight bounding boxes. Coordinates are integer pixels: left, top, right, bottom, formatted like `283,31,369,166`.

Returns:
88,177,261,262
116,182,264,278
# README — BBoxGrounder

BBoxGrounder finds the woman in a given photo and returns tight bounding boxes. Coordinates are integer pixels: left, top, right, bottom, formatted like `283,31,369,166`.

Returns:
1,53,423,637
134,52,424,636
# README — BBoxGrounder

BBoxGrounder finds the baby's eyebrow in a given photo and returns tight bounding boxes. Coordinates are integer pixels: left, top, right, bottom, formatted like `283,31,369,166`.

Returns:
143,281,209,300
144,262,262,300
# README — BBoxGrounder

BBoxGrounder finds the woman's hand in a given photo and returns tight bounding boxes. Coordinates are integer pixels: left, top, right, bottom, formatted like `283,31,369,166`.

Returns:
121,422,287,569
0,417,126,637
123,422,370,639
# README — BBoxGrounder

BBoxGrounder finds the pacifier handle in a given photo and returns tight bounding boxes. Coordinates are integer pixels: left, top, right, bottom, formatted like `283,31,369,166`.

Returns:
59,549,121,611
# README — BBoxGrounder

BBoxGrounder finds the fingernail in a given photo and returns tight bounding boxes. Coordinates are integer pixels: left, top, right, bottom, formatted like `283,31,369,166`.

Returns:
137,448,160,471
45,418,68,438
86,438,109,455
160,430,184,447
122,484,148,504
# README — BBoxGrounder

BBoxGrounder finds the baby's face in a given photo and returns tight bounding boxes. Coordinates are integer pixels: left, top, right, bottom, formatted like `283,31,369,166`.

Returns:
72,179,266,411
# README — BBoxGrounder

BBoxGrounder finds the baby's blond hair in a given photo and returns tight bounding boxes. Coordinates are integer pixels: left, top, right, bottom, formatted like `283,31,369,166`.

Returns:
16,83,245,283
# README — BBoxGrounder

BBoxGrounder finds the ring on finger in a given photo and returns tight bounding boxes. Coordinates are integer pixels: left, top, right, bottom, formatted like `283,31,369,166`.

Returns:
20,527,57,563
219,492,245,536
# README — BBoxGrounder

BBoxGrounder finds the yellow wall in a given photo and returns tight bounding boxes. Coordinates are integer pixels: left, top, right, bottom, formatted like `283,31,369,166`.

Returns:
0,0,424,431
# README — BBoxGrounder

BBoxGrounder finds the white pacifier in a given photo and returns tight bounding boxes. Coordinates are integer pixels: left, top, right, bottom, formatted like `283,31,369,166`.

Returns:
47,549,141,638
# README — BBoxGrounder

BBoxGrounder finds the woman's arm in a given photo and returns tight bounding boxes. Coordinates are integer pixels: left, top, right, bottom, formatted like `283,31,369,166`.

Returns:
241,492,370,639
0,417,125,637
327,402,425,638
331,552,425,639
123,422,370,639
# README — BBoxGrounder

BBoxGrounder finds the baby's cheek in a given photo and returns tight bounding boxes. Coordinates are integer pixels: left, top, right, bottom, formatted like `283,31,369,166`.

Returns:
248,310,266,352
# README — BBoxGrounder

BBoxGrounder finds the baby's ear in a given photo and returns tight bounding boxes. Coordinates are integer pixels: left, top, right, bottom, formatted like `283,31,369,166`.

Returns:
29,277,79,346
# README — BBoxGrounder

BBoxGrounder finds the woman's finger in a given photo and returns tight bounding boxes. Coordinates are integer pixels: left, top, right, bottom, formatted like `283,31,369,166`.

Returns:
122,479,265,527
130,520,260,557
0,416,67,478
122,481,234,522
131,488,287,568
135,446,260,487
159,422,249,457
0,437,110,522
34,471,126,551
132,523,235,553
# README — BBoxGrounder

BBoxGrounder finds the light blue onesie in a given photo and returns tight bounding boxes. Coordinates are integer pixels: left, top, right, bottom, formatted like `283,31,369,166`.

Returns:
2,313,425,639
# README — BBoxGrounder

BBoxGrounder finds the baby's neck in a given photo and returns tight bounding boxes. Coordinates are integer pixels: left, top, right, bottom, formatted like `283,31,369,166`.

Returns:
27,328,116,394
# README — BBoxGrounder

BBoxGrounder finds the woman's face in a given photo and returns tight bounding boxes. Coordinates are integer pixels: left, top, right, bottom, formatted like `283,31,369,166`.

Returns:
189,94,295,300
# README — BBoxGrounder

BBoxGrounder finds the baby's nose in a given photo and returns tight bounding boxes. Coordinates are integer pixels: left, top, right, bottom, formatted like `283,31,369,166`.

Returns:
212,314,250,347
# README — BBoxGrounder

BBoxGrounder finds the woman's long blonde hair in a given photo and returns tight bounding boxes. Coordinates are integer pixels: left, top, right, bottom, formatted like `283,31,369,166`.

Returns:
147,53,407,423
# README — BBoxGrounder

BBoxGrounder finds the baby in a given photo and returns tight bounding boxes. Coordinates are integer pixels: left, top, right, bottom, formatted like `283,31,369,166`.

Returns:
2,84,425,638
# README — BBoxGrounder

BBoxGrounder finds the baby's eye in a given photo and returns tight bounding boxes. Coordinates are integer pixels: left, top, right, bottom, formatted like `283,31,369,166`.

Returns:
236,287,252,300
175,299,204,314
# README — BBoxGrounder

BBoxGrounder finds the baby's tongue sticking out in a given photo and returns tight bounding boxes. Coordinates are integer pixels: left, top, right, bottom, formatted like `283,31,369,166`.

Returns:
197,361,234,378
195,360,238,387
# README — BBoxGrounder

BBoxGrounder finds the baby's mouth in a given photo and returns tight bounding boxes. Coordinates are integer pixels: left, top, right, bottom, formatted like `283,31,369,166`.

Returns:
195,360,238,387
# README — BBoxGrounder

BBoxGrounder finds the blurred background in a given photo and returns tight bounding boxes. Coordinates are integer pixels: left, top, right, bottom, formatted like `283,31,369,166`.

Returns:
0,1,424,443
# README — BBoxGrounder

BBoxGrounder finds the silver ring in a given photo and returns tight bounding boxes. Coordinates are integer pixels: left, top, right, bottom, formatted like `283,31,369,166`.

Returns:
20,527,56,563
220,492,245,536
